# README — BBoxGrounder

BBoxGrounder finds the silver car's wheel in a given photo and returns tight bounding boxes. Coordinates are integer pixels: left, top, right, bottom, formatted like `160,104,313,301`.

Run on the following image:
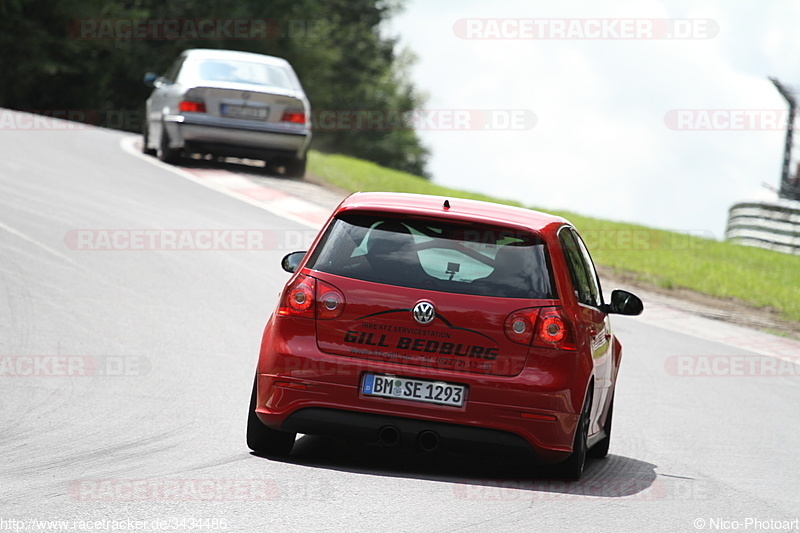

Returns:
157,125,181,164
142,121,156,156
282,156,307,178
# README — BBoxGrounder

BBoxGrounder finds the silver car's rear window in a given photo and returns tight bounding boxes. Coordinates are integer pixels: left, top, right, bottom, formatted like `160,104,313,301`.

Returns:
182,58,296,90
306,214,555,299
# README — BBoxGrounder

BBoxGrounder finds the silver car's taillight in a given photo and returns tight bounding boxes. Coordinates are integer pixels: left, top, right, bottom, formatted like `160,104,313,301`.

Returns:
178,100,206,113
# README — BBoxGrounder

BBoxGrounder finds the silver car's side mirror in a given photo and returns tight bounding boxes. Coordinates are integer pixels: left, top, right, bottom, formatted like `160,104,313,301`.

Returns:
144,72,169,88
143,72,158,88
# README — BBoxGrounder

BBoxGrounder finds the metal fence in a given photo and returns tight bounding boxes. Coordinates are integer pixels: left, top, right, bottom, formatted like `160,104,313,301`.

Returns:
726,200,800,255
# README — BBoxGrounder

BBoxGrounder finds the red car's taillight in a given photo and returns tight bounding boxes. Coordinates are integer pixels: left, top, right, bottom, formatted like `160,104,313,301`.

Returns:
179,100,207,113
278,274,315,318
504,308,539,345
505,306,577,350
278,275,345,320
533,307,577,351
280,109,305,123
316,279,345,320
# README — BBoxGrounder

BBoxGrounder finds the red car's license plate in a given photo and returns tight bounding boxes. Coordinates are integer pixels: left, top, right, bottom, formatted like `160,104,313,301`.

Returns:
362,374,466,407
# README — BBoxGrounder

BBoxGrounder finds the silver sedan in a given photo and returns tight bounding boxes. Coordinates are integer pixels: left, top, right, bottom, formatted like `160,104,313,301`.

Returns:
143,48,312,177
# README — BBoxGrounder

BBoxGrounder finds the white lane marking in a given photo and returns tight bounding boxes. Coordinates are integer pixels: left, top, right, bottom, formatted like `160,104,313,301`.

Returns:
186,173,258,188
265,196,326,216
0,220,80,267
630,299,800,359
118,136,323,229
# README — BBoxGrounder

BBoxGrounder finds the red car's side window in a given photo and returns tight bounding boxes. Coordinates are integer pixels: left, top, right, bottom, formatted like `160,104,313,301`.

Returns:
558,228,602,308
572,231,603,307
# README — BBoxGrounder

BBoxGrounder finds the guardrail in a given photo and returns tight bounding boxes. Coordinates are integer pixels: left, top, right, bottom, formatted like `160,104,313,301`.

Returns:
726,199,800,255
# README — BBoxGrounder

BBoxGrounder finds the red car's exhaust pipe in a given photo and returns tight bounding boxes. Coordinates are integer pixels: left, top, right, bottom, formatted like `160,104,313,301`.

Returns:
417,430,440,452
378,425,401,447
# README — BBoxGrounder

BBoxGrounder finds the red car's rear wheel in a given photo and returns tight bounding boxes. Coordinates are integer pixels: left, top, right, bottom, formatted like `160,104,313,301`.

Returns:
246,377,296,456
558,390,591,480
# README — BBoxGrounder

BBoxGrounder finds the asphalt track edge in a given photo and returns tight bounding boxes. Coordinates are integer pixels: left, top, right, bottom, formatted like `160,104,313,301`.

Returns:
118,135,322,229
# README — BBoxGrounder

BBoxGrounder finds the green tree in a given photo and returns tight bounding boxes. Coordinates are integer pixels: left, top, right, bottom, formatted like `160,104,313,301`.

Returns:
0,0,429,177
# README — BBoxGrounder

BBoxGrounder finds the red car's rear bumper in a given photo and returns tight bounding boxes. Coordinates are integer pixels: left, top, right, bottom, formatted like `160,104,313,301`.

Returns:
254,342,583,464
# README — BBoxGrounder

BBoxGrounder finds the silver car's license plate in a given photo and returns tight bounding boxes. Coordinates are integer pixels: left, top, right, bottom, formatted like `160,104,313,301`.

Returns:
362,374,466,407
221,104,268,120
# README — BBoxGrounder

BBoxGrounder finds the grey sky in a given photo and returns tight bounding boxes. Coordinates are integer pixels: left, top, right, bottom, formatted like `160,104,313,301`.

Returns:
389,0,800,238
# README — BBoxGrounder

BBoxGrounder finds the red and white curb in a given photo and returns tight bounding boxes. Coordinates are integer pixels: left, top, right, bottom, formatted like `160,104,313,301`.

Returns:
119,136,330,229
181,167,332,227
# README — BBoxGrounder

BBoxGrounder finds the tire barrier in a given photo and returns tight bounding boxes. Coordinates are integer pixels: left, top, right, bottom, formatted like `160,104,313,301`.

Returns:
726,199,800,255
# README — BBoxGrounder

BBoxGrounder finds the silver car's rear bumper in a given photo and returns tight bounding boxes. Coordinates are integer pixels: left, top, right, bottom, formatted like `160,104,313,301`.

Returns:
163,113,311,159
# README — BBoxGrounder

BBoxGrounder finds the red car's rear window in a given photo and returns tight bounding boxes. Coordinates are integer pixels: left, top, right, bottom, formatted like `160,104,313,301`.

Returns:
305,213,555,299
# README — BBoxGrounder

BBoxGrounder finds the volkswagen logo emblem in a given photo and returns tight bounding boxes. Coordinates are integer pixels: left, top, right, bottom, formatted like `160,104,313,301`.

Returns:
412,301,435,325
241,91,251,101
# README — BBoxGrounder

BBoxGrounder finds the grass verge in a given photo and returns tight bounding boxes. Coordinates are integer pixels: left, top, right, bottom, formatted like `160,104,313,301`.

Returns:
308,150,800,323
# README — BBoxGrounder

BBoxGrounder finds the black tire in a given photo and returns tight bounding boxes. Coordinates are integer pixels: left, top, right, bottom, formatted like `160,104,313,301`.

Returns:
588,395,613,459
558,391,591,480
282,156,306,178
246,377,296,456
142,120,156,156
157,125,181,164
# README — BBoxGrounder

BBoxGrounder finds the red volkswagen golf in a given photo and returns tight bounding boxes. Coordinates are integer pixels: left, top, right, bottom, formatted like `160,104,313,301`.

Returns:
247,192,642,479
